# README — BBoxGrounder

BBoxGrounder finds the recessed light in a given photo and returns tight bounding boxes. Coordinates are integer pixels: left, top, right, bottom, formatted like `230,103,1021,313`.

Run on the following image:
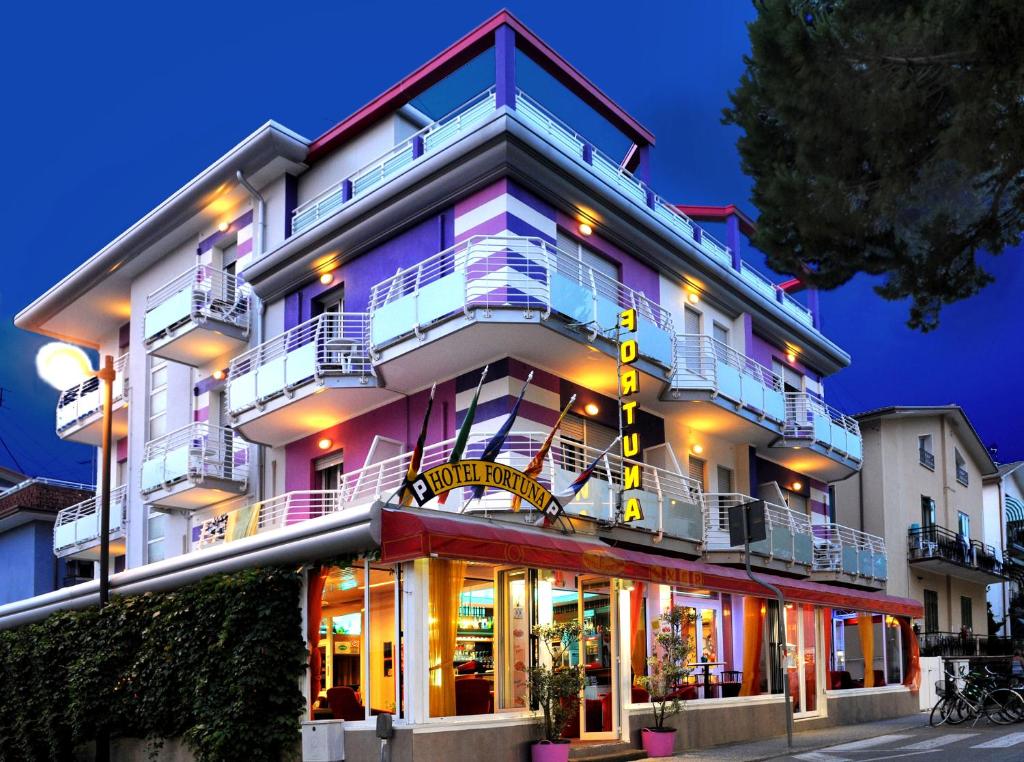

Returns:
578,222,593,236
584,403,599,416
218,222,230,233
317,437,333,451
320,272,334,285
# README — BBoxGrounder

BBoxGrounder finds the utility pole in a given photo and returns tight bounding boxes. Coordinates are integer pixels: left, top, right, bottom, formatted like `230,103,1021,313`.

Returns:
95,354,115,762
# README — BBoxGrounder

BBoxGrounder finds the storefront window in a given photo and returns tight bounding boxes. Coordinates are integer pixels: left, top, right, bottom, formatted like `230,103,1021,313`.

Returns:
827,610,904,689
311,562,400,721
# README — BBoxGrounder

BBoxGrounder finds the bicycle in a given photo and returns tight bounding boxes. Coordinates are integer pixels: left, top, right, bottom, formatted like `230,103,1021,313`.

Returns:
929,665,1024,727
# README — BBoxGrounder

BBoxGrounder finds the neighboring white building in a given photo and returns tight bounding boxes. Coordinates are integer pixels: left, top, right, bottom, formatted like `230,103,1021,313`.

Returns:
986,461,1024,637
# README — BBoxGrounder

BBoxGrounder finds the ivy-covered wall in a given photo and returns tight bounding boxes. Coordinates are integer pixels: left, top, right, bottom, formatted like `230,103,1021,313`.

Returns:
0,566,307,762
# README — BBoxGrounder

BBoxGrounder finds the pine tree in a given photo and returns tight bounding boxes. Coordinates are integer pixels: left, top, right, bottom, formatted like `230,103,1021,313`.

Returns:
723,0,1024,330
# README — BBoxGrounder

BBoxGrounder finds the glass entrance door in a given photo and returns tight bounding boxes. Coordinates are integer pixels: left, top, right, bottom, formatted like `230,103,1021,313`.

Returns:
785,604,822,717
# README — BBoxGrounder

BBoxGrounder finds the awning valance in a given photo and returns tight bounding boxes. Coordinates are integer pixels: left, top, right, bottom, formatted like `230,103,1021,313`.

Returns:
379,508,923,618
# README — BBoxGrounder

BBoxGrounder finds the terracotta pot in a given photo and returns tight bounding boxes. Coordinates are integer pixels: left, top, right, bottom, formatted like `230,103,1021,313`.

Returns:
641,727,677,757
531,739,570,762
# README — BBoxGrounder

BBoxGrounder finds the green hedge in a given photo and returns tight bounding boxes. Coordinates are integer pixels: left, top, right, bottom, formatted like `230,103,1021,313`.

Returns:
0,566,307,762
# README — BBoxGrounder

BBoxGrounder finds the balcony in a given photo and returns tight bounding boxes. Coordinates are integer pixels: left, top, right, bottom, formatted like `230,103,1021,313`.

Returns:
193,430,705,551
810,523,887,588
760,391,862,481
367,235,673,400
908,524,1006,583
703,493,814,575
53,485,127,560
669,334,786,443
956,465,969,486
919,447,936,470
55,353,129,444
227,312,394,446
292,88,497,236
144,265,250,367
140,423,249,509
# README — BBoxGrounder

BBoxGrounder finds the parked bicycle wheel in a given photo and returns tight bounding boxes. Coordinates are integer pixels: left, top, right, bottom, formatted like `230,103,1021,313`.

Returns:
929,695,956,727
984,688,1024,725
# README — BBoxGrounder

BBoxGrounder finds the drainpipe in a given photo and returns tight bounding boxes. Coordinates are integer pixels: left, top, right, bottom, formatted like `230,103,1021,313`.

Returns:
236,170,267,501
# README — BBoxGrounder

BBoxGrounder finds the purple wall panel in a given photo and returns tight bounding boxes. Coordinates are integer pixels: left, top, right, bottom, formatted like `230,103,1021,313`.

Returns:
748,331,821,382
284,381,456,492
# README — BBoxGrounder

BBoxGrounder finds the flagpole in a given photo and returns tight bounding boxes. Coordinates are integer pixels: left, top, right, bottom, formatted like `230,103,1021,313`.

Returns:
438,365,488,505
511,393,575,514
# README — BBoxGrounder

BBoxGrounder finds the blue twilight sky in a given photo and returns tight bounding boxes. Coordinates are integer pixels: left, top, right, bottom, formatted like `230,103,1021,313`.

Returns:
0,1,1020,482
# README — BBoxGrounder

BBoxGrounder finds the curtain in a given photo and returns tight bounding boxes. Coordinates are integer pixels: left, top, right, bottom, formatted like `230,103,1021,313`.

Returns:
859,613,875,688
739,597,765,696
307,565,329,718
428,558,466,717
630,582,646,681
822,608,832,671
899,616,921,689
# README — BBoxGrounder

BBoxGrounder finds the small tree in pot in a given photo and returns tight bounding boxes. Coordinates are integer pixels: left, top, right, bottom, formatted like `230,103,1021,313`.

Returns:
637,605,694,757
527,620,585,762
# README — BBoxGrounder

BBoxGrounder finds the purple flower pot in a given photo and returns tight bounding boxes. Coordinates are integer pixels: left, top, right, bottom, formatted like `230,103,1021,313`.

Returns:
531,740,570,762
641,727,677,757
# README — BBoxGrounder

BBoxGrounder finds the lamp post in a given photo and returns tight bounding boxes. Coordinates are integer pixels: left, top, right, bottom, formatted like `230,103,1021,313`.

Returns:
37,343,115,762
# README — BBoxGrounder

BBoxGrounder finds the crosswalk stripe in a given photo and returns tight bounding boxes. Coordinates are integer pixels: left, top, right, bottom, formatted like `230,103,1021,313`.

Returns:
823,734,913,751
793,753,850,761
972,731,1024,748
899,733,977,750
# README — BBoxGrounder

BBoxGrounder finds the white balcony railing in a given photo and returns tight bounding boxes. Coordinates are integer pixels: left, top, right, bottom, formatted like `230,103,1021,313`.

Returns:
195,431,704,549
292,87,497,235
53,485,128,554
703,492,814,566
140,423,248,496
671,334,786,422
143,265,250,344
812,522,887,580
227,312,373,417
784,392,862,461
513,89,816,330
367,235,674,367
56,353,129,434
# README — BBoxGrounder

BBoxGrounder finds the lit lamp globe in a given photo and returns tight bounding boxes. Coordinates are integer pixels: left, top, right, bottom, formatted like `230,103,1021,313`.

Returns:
36,342,94,390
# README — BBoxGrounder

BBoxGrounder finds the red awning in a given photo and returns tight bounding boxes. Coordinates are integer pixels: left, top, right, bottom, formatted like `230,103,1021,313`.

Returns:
380,508,923,618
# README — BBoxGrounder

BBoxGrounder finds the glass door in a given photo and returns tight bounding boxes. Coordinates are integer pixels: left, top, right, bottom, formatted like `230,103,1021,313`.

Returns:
579,576,617,740
785,604,822,717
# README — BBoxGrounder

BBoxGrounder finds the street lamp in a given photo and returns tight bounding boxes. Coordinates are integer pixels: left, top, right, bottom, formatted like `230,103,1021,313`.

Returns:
37,343,116,609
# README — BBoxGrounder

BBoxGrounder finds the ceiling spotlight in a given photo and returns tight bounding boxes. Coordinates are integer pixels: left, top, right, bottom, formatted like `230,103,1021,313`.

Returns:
792,481,803,491
786,350,797,363
584,402,600,416
578,222,593,236
212,369,226,381
319,272,335,285
317,437,333,451
687,291,700,305
217,221,230,233
692,444,704,455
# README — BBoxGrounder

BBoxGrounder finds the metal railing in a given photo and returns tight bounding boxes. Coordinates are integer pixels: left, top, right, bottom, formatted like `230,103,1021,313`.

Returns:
919,448,936,470
918,632,1017,658
703,492,814,565
56,353,129,434
512,89,815,329
0,476,95,499
811,522,887,580
144,265,250,343
292,88,497,235
783,391,861,459
195,430,704,549
671,334,785,421
227,312,373,416
367,235,672,363
908,524,1004,577
53,485,128,553
140,423,249,495
956,465,969,486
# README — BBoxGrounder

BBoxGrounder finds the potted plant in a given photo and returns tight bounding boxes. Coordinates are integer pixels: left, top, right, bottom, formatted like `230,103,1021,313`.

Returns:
637,605,694,757
527,620,585,762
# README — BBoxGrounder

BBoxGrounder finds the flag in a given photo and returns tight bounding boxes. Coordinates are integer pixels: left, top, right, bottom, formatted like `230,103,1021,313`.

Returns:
556,436,622,503
467,371,534,503
511,393,576,512
399,383,435,506
438,366,488,504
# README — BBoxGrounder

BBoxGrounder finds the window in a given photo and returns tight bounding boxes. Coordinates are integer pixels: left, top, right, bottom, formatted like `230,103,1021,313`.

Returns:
918,435,935,470
712,322,730,347
148,359,168,439
315,285,345,316
957,511,970,540
828,610,907,689
561,414,617,478
688,456,706,491
556,230,619,286
316,449,345,491
716,465,733,494
921,496,936,528
147,507,167,563
683,306,701,336
961,596,973,630
955,448,968,486
924,590,939,633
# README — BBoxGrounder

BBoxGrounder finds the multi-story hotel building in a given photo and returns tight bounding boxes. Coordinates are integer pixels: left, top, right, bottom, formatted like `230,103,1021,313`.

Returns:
3,12,923,759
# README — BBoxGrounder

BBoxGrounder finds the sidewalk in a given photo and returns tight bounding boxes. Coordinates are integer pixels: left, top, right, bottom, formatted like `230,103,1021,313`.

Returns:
647,713,929,761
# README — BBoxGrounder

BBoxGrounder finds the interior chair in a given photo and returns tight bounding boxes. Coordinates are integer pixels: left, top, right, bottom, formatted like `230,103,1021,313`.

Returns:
326,686,365,721
455,678,493,716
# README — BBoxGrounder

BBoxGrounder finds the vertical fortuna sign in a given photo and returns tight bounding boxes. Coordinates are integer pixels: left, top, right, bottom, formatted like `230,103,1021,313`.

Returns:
619,308,644,523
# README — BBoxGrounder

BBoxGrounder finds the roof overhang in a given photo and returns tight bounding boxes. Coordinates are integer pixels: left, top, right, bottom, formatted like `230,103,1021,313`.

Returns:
306,10,654,164
15,121,309,347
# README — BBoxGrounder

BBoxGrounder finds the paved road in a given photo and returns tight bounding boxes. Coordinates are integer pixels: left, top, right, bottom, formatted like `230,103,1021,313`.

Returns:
650,714,1024,761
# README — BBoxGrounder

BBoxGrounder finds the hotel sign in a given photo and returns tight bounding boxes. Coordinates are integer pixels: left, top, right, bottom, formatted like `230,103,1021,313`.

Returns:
407,459,562,518
619,308,644,524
